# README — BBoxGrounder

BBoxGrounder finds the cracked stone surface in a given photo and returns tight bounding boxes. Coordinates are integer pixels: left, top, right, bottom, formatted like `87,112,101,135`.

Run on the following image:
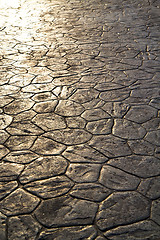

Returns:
0,0,160,238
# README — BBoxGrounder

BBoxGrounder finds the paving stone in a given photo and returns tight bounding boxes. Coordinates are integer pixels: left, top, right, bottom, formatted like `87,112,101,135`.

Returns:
0,96,13,108
5,135,36,150
8,215,41,240
55,100,84,116
104,220,160,240
66,163,101,183
82,99,105,109
100,88,130,102
0,114,12,129
33,100,58,113
0,162,24,181
35,196,98,227
13,110,36,122
142,118,160,131
63,144,107,163
138,176,160,199
108,155,160,177
32,92,57,102
32,75,53,83
6,122,44,135
66,116,86,128
0,213,6,240
44,129,92,145
145,130,160,146
0,145,9,158
99,165,140,190
96,191,150,231
102,102,130,118
0,181,18,200
128,139,155,155
70,183,111,202
70,88,99,103
0,85,20,96
150,97,160,109
32,113,66,131
19,156,68,184
24,176,74,199
151,199,160,225
86,119,113,134
81,108,111,121
0,130,9,144
0,189,40,216
4,151,39,164
31,137,66,155
38,226,97,240
89,135,131,157
9,74,35,87
22,83,55,93
4,99,34,115
124,105,157,123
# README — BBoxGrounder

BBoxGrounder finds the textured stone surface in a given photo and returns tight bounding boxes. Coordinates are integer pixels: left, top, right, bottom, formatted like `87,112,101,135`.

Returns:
5,135,36,151
0,213,7,240
86,119,113,134
138,176,160,199
151,199,160,225
55,100,84,116
0,114,12,129
81,108,110,121
0,162,24,181
4,99,34,114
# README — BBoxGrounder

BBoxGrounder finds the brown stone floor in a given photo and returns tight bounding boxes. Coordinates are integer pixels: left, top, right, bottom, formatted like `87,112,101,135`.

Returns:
0,0,160,239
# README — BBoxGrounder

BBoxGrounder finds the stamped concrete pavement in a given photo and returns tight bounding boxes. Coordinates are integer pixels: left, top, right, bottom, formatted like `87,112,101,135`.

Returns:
0,0,160,239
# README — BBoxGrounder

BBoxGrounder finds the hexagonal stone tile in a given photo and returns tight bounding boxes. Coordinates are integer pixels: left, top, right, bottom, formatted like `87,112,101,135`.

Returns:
0,162,24,181
35,196,98,227
102,102,130,118
32,92,57,102
44,129,92,145
0,145,9,158
99,165,140,190
31,137,66,155
0,213,6,240
5,135,36,150
96,192,150,231
81,108,110,121
66,116,86,128
151,199,160,225
33,100,58,113
113,119,146,140
4,99,34,114
70,89,99,103
89,135,131,157
4,151,39,164
66,163,101,183
105,220,160,240
19,156,67,184
8,215,41,240
38,226,97,240
0,114,12,129
0,130,9,144
128,139,154,155
138,176,160,199
86,119,113,134
32,113,66,131
100,88,130,102
6,122,44,135
24,176,74,199
55,100,84,116
124,105,157,123
145,130,160,146
108,155,160,177
0,181,18,200
70,183,111,202
0,189,40,216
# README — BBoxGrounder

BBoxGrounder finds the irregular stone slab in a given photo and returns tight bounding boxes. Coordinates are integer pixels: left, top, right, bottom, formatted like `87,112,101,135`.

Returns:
24,176,74,199
108,155,160,177
0,96,13,108
89,135,131,157
32,113,66,131
99,165,140,190
128,139,154,155
0,85,20,96
13,110,36,122
0,181,18,200
52,75,80,86
0,162,24,181
38,226,97,240
105,220,160,240
95,82,124,91
150,97,160,109
9,74,34,87
81,108,110,121
55,100,84,116
143,118,160,131
138,176,160,199
60,86,76,99
35,196,98,227
4,99,34,114
22,83,55,93
63,144,107,163
0,114,12,129
8,215,41,240
66,116,86,128
86,119,113,134
66,163,101,183
151,199,160,225
32,92,57,102
5,151,39,164
44,129,92,145
33,100,58,113
0,130,9,144
145,130,160,146
31,137,66,155
70,183,111,202
6,122,44,135
5,135,36,150
70,89,99,103
113,119,146,140
32,75,53,83
125,105,157,123
0,213,6,240
102,102,130,118
100,88,130,102
0,145,9,158
96,192,150,231
20,156,67,184
0,189,40,216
